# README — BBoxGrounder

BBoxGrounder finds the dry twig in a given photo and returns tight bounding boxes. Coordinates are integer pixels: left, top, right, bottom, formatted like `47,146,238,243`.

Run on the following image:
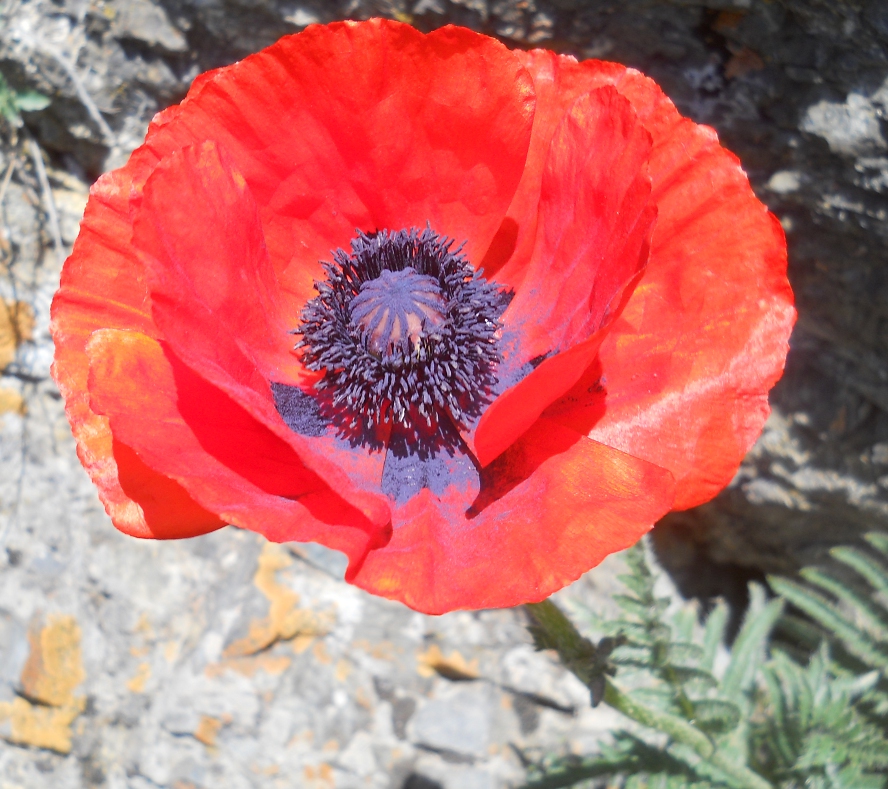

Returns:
39,46,115,145
25,134,64,268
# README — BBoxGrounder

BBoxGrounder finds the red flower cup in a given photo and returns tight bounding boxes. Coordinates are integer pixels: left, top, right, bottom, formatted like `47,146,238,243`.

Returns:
51,20,794,613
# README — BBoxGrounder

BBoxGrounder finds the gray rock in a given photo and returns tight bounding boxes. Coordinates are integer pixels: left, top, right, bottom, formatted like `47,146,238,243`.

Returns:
111,0,189,52
0,611,28,700
802,90,887,157
410,685,493,759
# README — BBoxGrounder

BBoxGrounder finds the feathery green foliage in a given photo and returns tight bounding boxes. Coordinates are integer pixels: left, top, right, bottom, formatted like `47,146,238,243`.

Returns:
751,646,887,788
769,532,888,718
522,535,888,789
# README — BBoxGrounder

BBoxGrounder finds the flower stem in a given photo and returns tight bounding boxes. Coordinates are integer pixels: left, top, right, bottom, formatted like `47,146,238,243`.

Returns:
524,599,773,789
602,680,772,789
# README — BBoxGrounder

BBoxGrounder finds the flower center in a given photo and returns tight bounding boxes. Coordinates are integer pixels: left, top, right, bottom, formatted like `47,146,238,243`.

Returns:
294,227,509,442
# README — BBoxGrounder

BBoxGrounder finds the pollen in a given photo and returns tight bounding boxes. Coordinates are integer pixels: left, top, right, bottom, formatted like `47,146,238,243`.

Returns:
294,227,509,440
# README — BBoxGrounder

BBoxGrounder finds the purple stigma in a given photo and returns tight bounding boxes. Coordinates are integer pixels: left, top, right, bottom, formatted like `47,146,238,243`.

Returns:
350,267,446,356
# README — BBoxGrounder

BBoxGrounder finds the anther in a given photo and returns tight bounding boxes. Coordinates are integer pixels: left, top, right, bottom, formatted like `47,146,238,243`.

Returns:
293,226,510,443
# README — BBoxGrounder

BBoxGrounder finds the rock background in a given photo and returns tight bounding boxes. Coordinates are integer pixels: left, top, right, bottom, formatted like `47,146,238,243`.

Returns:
0,0,887,786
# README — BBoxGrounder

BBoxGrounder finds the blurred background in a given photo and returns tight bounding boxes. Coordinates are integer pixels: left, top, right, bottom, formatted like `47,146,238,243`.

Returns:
0,1,886,787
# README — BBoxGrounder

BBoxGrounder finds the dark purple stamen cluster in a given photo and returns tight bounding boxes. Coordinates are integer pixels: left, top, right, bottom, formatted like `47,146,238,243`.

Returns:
295,227,507,437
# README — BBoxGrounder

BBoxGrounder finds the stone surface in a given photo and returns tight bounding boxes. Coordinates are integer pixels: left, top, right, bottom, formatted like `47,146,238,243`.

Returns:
1,0,888,785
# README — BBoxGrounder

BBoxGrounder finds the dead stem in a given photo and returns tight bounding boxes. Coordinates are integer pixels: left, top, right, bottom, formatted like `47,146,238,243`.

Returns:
40,47,115,145
25,134,64,268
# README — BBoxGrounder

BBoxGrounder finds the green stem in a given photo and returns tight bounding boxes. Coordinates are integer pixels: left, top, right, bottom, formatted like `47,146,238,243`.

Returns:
525,599,600,691
603,679,772,789
601,679,713,755
524,599,774,789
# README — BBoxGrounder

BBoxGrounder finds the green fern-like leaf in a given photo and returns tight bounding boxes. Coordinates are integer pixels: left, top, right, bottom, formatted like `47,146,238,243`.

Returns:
752,645,888,788
524,731,734,789
769,531,888,723
771,534,888,666
527,543,773,789
721,585,784,705
526,534,888,789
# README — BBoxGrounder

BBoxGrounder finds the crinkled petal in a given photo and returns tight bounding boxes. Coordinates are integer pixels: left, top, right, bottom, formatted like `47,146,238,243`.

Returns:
134,141,295,380
49,90,238,539
481,51,627,284
146,19,536,312
512,53,794,509
352,418,675,614
86,330,391,568
503,87,654,357
112,440,226,538
50,145,169,536
473,87,656,465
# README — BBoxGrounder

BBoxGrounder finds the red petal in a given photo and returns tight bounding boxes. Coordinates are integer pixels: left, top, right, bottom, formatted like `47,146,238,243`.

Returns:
474,329,609,467
481,50,627,284
473,87,656,465
86,330,391,566
352,418,675,614
50,146,165,537
144,19,535,311
53,21,535,541
113,440,226,539
134,141,295,380
49,92,233,538
514,54,794,509
133,142,391,516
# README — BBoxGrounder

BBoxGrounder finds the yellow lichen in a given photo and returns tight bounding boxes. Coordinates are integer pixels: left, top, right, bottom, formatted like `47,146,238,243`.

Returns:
334,658,351,682
0,300,34,371
205,654,291,678
194,715,223,747
0,614,86,754
312,640,333,666
0,697,84,754
416,644,480,680
19,614,85,707
126,662,151,693
222,544,330,659
0,387,24,416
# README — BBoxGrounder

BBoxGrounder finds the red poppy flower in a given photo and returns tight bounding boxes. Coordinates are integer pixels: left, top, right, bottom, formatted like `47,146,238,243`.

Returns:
50,19,794,614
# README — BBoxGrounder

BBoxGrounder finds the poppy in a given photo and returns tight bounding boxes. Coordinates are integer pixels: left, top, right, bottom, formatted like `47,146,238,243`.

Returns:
51,20,794,614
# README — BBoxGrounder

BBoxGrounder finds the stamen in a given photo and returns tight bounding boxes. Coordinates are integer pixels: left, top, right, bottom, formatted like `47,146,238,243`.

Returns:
293,227,510,444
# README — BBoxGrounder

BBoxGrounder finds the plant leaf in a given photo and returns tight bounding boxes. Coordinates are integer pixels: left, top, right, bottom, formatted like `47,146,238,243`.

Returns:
691,700,741,734
721,584,783,702
830,545,888,600
769,576,888,670
14,90,51,112
701,601,729,674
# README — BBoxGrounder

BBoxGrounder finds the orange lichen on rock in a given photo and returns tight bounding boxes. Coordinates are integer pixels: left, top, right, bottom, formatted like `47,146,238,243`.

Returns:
416,644,480,680
0,614,86,753
0,387,24,416
222,544,331,659
0,698,84,754
194,714,223,747
126,662,151,693
303,763,335,787
205,653,291,678
19,614,86,706
0,299,34,370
